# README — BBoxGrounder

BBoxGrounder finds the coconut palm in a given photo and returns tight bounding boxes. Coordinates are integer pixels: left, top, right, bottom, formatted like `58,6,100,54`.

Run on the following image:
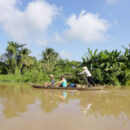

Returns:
5,42,25,73
18,48,34,73
41,48,59,73
41,48,59,63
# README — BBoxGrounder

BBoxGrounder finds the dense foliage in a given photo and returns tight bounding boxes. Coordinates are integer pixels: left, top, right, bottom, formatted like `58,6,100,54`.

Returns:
0,41,130,85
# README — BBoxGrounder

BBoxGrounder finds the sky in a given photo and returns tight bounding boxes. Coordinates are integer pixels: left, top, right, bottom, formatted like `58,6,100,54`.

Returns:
0,0,130,61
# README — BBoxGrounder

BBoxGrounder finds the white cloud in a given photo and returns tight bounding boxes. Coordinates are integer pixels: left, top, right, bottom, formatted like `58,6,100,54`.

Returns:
0,0,59,43
106,0,116,4
53,32,65,43
60,50,71,59
37,40,48,47
63,10,109,43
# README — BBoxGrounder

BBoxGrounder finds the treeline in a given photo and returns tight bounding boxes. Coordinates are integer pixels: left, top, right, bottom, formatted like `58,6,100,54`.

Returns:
0,41,130,85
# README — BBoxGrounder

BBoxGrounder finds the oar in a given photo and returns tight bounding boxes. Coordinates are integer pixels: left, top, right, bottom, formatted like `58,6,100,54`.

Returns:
65,73,91,87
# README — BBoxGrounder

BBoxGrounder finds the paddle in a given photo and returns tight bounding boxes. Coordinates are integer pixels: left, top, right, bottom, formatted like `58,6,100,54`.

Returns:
64,73,91,87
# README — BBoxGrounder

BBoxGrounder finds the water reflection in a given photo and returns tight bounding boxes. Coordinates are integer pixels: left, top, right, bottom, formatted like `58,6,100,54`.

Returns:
0,85,130,122
0,85,35,118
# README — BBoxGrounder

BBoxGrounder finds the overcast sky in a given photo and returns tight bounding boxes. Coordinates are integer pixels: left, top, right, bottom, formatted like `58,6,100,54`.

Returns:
0,0,129,61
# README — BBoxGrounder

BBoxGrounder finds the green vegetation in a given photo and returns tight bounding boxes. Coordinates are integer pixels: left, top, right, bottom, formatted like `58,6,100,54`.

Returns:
0,41,130,85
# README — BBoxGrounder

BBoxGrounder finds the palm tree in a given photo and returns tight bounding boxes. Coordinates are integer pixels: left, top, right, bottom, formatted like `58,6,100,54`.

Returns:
5,41,25,73
41,48,59,73
41,48,59,63
18,48,34,73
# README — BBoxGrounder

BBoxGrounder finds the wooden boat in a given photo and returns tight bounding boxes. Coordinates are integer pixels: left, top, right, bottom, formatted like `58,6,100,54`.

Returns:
31,84,104,90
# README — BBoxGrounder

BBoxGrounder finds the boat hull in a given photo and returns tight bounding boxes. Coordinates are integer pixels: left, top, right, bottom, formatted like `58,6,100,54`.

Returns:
31,84,104,90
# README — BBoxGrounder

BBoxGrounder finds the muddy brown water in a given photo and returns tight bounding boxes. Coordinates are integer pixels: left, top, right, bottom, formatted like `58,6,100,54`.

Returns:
0,85,130,130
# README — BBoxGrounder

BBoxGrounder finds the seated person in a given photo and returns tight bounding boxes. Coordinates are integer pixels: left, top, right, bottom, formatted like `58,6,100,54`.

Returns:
44,75,55,87
58,76,67,88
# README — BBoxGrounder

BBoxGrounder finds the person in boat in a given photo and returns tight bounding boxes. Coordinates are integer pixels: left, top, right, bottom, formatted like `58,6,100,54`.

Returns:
44,74,55,87
78,66,95,87
58,76,67,88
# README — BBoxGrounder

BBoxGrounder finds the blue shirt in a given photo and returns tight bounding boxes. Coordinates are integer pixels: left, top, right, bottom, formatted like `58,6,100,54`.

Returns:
61,79,67,88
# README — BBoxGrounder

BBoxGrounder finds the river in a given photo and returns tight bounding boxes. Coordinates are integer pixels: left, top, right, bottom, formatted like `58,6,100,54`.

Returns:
0,85,130,130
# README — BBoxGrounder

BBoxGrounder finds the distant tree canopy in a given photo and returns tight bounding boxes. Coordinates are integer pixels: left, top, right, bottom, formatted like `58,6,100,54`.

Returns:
0,41,129,85
41,48,59,63
81,47,130,85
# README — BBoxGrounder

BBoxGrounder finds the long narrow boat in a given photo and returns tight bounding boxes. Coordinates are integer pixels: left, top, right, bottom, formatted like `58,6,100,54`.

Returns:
31,84,104,90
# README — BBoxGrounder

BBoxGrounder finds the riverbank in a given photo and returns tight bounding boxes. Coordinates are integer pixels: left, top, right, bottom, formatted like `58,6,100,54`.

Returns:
0,74,49,83
0,74,130,87
0,81,129,89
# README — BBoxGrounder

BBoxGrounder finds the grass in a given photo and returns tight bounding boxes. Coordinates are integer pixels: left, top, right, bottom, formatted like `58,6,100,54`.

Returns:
0,82,32,89
0,74,129,87
0,74,22,82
